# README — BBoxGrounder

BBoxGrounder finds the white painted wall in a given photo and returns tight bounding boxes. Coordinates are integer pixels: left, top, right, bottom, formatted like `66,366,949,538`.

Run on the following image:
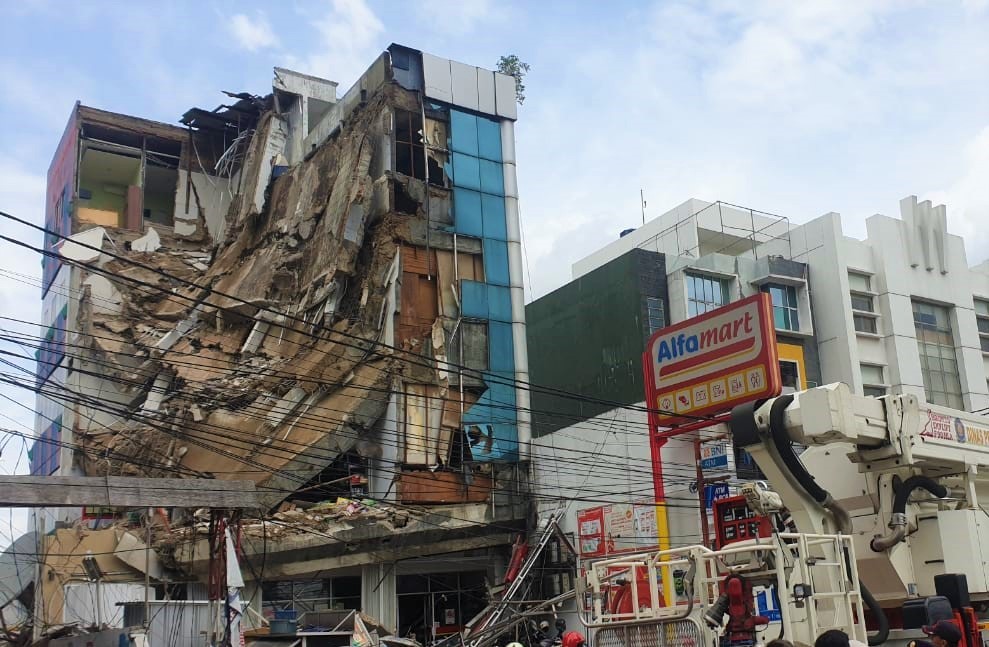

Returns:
531,404,701,627
761,199,989,412
572,199,783,280
173,170,234,243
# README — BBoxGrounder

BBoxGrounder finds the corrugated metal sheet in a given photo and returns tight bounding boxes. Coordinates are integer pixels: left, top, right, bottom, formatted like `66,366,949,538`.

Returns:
63,583,146,628
123,600,214,647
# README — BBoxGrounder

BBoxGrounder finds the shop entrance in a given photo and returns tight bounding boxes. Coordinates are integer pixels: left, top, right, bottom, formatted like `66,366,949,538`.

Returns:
396,572,487,646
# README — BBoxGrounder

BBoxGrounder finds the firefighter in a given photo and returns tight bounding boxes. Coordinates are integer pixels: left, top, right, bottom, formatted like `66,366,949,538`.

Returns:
535,620,553,647
561,631,586,647
923,620,963,647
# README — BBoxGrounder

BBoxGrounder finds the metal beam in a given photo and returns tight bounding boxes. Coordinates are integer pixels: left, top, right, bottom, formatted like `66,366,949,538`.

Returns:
0,476,260,509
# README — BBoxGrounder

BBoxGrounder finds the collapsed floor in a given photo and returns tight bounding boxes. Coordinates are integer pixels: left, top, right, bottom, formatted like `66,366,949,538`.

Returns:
67,82,497,510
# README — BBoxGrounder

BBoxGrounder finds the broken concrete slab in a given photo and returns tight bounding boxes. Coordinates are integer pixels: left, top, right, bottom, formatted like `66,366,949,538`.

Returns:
59,227,107,262
131,226,161,253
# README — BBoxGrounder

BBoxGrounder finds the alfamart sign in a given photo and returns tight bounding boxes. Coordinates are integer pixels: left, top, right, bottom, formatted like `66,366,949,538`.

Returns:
643,293,782,426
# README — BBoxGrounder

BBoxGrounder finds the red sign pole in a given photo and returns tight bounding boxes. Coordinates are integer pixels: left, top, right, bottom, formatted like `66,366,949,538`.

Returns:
643,293,782,551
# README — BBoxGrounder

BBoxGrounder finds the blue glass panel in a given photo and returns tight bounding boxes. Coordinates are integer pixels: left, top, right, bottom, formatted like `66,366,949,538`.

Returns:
488,285,512,322
477,117,502,162
452,153,481,191
488,321,515,373
483,239,510,286
488,423,519,460
488,386,517,424
453,188,483,237
481,194,507,240
479,159,504,196
450,110,479,156
461,280,488,319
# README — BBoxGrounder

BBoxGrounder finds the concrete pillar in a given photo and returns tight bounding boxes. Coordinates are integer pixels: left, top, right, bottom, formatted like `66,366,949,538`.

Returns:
362,562,397,633
500,119,530,461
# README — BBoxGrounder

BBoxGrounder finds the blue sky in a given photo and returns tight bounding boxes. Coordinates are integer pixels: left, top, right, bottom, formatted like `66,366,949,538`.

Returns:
1,0,989,536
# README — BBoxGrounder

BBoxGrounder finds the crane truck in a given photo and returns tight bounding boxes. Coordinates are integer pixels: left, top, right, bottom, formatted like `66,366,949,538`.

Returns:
576,383,989,647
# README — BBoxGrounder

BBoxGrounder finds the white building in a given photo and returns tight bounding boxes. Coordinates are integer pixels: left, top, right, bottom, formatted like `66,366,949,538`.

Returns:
529,194,989,628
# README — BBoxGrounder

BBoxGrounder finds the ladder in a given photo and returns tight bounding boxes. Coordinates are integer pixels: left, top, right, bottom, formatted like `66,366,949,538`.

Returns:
463,508,567,647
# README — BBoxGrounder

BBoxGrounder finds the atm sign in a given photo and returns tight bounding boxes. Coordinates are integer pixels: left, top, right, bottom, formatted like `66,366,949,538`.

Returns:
643,293,781,426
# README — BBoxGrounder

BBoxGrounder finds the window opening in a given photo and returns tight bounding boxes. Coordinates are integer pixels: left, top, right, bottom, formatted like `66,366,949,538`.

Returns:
686,273,729,317
975,299,989,353
645,297,665,335
861,364,886,397
779,360,800,393
763,284,799,331
912,300,963,409
395,110,425,181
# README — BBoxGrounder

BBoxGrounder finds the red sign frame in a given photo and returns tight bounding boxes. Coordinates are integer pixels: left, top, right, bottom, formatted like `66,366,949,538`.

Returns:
642,293,781,429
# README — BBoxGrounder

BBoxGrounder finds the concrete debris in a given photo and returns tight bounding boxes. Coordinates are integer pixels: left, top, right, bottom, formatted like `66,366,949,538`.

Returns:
130,226,161,252
159,497,413,545
59,226,107,262
76,82,475,512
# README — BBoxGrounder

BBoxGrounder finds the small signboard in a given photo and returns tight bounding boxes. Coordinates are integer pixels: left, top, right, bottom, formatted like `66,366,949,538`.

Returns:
704,483,730,509
700,442,729,471
755,587,782,622
576,503,659,557
643,293,781,427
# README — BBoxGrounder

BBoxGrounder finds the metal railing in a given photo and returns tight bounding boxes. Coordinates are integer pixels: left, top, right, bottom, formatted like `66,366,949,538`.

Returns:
576,533,866,647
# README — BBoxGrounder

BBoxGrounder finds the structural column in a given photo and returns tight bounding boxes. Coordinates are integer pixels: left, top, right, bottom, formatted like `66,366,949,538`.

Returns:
501,120,531,461
362,562,397,633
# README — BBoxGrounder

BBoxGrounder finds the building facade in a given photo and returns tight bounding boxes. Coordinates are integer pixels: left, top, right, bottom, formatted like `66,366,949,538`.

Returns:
526,199,823,628
29,45,529,641
528,193,989,628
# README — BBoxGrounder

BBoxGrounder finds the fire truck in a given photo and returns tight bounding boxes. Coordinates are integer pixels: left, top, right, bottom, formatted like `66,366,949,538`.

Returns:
576,383,989,647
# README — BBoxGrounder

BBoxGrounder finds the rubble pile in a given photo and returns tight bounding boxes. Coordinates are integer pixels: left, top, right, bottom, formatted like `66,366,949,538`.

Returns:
74,85,430,508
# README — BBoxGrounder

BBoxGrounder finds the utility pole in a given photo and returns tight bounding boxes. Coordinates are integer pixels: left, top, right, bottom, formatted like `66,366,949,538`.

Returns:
144,507,152,630
640,189,647,225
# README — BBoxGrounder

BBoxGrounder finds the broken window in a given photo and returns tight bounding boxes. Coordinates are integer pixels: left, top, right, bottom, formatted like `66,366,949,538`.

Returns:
77,131,180,231
394,110,425,181
401,384,464,466
262,577,361,615
292,450,368,503
395,110,448,187
78,146,142,228
435,249,484,320
449,322,488,375
424,117,449,188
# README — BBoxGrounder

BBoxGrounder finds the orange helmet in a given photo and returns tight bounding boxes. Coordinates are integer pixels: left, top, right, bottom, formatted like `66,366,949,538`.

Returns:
562,632,586,647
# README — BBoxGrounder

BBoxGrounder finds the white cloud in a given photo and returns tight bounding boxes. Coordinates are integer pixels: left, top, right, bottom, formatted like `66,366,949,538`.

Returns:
285,0,384,85
924,126,989,266
421,0,495,34
0,156,46,523
699,1,900,131
229,12,279,52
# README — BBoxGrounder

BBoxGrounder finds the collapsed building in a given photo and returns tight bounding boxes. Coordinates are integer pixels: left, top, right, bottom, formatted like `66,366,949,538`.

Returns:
30,45,530,639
